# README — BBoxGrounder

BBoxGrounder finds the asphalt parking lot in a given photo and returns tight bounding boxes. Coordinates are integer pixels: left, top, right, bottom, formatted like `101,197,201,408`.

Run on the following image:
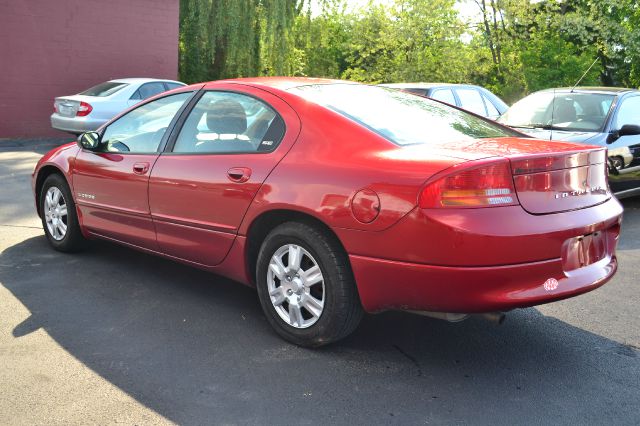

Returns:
1,138,639,425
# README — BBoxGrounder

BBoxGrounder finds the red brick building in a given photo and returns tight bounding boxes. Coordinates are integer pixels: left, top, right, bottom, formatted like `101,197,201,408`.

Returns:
0,0,180,138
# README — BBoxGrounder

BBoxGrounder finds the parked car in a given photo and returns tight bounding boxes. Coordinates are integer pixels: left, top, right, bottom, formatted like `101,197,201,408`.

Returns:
51,78,186,134
33,78,622,347
499,87,640,198
379,83,508,119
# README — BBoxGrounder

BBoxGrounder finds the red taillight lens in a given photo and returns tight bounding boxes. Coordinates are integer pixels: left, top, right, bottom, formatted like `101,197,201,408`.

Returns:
53,101,58,113
419,160,519,208
76,101,92,117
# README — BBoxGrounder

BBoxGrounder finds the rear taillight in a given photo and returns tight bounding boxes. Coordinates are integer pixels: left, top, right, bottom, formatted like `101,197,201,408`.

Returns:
76,101,92,117
419,160,518,208
53,101,58,113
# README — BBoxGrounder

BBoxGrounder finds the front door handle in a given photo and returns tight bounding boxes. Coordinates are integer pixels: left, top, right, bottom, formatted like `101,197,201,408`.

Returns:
227,167,252,183
133,162,150,175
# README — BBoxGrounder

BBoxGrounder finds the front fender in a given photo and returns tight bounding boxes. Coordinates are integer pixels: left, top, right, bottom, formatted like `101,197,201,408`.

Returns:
32,142,80,216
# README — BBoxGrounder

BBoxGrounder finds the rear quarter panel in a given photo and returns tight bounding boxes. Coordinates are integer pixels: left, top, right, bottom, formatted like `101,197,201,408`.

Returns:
238,96,464,236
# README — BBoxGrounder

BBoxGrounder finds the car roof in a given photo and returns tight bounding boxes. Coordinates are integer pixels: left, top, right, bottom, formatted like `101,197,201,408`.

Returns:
209,77,357,91
538,86,639,95
379,83,477,89
109,77,185,85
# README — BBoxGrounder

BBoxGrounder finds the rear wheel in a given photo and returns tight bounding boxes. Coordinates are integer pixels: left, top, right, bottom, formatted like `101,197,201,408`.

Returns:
39,174,86,252
256,222,363,347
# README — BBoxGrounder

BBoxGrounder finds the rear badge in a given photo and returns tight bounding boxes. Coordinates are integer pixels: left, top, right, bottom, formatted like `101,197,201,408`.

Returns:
543,278,559,291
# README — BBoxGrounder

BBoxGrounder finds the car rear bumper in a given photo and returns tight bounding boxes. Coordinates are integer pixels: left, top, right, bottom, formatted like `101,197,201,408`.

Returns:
351,250,618,314
343,196,623,313
51,113,106,133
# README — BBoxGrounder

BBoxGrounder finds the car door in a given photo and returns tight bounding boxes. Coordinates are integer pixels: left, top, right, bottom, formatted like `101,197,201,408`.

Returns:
148,84,300,266
73,91,193,249
607,94,640,195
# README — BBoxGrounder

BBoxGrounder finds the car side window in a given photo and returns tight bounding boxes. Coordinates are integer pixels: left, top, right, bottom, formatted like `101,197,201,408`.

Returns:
430,89,456,105
165,82,184,90
173,91,285,154
100,92,191,153
482,94,500,117
455,88,488,116
130,82,167,101
615,96,640,128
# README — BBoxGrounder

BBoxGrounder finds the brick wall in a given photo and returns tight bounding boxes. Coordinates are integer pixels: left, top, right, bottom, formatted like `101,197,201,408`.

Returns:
0,0,180,138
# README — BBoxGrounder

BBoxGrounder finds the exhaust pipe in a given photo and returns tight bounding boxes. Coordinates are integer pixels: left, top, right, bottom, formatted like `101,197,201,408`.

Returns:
409,310,506,325
478,312,506,325
408,311,468,322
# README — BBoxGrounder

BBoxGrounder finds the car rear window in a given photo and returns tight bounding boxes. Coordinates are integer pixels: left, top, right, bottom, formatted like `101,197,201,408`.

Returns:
79,82,129,97
290,84,517,146
166,82,185,90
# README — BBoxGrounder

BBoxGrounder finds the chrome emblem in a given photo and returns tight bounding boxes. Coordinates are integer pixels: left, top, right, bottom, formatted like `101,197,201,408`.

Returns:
554,185,605,199
77,192,95,200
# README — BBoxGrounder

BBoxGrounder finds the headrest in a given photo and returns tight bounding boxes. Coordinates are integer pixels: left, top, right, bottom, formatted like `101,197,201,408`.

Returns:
554,98,576,122
206,99,247,134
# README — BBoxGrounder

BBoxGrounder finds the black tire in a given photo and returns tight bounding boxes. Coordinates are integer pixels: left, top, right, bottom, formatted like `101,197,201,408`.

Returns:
39,174,87,252
256,222,363,347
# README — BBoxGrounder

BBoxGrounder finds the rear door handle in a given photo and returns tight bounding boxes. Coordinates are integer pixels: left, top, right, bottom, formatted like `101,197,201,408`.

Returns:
133,162,150,175
227,167,252,183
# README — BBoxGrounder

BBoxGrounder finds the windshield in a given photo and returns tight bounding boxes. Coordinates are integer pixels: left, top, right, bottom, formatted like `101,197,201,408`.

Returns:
499,91,615,132
290,84,518,145
79,81,129,97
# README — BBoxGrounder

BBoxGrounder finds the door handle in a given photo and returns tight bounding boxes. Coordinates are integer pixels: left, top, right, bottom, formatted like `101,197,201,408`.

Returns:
133,162,150,175
227,167,252,183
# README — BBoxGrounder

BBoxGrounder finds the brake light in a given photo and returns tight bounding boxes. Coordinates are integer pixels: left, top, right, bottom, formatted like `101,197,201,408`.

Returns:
419,160,518,208
76,101,93,117
53,101,58,113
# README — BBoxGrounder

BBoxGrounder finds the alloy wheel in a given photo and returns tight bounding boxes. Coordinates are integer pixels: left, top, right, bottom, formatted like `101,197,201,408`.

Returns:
44,187,68,241
266,244,325,328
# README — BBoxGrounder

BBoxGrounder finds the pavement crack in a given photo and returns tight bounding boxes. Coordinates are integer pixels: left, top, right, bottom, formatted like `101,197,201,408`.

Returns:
392,344,423,377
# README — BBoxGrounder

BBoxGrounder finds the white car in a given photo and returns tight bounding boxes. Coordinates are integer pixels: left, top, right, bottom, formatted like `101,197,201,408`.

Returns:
51,78,186,134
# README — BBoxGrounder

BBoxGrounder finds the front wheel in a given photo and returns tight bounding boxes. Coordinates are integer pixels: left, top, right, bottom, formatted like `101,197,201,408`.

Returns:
39,174,86,252
256,222,363,347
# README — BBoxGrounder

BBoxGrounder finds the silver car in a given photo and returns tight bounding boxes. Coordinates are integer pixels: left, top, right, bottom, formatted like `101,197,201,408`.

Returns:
51,78,186,134
379,83,509,120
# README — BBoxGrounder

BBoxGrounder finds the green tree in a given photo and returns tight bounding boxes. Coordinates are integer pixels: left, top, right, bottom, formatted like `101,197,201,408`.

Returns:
179,0,305,82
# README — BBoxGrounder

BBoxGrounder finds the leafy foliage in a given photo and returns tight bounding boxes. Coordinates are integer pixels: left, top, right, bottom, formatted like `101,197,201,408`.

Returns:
179,0,640,102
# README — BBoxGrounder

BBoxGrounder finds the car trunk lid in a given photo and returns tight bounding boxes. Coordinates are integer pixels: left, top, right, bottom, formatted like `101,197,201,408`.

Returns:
54,97,80,117
54,95,98,117
508,148,609,214
428,136,611,214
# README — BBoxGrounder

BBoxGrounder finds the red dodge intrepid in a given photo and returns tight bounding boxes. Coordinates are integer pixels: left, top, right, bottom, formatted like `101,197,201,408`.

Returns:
33,78,623,347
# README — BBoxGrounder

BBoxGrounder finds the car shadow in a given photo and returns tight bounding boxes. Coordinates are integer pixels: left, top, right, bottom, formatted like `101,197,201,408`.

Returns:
1,236,639,425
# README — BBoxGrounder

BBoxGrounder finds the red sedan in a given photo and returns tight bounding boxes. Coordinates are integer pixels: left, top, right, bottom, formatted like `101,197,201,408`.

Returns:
32,78,622,347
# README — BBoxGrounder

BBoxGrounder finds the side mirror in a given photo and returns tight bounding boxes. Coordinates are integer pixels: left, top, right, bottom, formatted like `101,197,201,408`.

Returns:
77,131,101,150
607,124,640,144
619,124,640,137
